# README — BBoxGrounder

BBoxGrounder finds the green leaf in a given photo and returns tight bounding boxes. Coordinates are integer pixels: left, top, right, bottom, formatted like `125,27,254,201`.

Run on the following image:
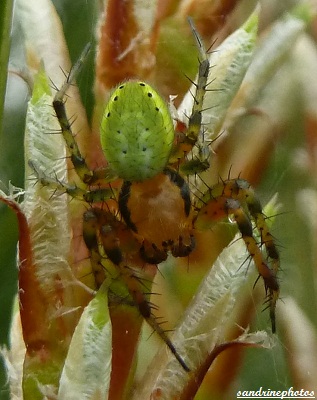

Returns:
58,286,112,399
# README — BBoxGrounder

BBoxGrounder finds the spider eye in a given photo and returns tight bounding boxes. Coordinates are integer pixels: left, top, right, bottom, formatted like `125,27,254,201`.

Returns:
100,81,174,181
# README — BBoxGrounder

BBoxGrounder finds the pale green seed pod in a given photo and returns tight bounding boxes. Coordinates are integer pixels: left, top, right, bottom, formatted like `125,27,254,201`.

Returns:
101,81,174,181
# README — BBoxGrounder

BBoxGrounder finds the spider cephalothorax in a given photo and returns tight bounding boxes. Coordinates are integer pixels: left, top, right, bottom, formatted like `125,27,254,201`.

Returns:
31,20,279,372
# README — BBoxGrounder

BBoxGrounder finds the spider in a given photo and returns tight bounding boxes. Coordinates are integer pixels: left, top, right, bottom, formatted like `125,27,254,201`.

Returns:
30,20,280,372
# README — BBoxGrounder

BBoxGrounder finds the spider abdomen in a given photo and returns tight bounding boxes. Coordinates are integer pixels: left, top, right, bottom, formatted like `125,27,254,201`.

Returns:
119,171,194,263
101,81,175,181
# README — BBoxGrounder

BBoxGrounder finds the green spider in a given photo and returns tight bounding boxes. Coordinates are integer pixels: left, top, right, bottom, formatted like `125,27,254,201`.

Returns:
30,21,279,372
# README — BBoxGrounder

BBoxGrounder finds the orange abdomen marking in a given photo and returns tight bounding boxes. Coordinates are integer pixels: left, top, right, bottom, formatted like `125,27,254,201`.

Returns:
119,169,194,261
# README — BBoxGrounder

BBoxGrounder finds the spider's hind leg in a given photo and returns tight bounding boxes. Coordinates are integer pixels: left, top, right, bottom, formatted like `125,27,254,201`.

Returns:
195,178,280,332
83,207,190,372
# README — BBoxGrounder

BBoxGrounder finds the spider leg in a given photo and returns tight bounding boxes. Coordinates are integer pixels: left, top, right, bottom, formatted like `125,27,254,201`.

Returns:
83,208,109,286
179,141,211,176
29,160,114,203
185,19,210,146
42,44,116,186
170,19,210,167
83,207,190,371
195,178,280,332
51,44,93,184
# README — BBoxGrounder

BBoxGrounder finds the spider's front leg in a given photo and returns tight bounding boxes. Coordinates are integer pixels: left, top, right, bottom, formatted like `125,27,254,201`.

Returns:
29,44,117,194
83,207,190,372
169,18,211,176
194,178,280,332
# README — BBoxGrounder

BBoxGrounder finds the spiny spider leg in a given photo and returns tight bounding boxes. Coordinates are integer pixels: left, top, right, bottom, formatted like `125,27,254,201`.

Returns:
169,19,213,181
186,17,210,145
170,18,210,168
52,43,117,186
29,160,114,203
52,44,94,184
83,208,190,371
30,45,118,195
195,178,280,331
